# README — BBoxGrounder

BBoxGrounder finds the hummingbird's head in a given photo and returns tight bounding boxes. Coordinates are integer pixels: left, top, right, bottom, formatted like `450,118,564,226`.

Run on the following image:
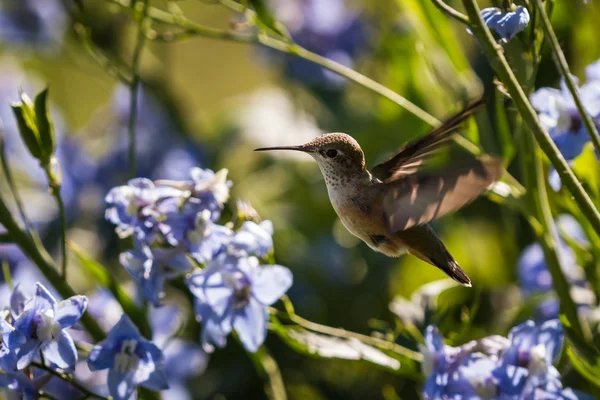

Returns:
255,133,366,183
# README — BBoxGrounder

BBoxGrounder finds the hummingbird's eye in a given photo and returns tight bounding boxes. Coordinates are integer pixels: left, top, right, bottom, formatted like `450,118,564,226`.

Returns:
325,149,338,158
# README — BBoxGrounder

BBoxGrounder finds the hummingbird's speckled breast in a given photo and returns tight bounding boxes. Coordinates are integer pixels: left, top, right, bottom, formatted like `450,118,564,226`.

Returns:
321,170,408,258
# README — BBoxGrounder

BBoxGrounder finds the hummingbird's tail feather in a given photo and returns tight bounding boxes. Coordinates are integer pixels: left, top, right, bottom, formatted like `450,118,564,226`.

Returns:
437,258,472,287
400,224,472,287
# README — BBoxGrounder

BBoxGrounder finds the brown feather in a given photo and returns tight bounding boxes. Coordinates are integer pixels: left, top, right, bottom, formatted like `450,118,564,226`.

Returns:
371,97,485,181
383,156,503,232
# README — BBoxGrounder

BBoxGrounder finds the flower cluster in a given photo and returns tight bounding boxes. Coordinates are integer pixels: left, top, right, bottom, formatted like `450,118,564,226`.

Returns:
531,58,600,188
421,320,591,399
105,167,293,353
0,283,87,396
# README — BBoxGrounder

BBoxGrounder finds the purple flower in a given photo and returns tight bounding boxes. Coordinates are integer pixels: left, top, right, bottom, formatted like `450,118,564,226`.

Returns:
187,254,293,352
87,314,168,400
12,283,87,371
0,0,67,50
476,6,530,42
119,246,193,306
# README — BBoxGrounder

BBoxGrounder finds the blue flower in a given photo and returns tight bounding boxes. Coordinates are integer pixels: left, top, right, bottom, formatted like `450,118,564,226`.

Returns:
0,318,25,372
0,0,67,50
493,320,582,399
420,322,591,399
477,6,530,42
87,314,168,400
531,61,600,186
105,178,187,244
149,306,208,400
0,369,37,399
12,282,87,371
518,217,594,320
187,254,293,352
266,0,370,88
230,221,274,257
184,210,233,263
119,246,193,306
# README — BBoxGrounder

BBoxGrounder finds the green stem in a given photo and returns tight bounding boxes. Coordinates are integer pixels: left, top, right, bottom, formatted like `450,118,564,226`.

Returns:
43,161,68,280
532,0,600,156
110,0,439,126
31,362,109,400
271,308,423,362
0,137,34,237
430,0,469,25
0,195,106,342
520,120,586,341
247,346,287,400
461,0,600,237
128,0,150,178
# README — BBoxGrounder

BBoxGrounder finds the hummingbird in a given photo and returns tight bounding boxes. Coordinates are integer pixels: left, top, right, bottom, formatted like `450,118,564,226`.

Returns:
255,98,503,286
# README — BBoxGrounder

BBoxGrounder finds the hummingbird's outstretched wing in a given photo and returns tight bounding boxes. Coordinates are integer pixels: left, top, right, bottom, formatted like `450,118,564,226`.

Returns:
370,97,485,182
382,156,503,232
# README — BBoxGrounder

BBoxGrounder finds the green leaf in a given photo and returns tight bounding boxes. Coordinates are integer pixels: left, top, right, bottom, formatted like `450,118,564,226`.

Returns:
34,88,56,160
10,103,42,160
566,345,600,388
68,242,152,338
573,143,600,200
270,318,402,372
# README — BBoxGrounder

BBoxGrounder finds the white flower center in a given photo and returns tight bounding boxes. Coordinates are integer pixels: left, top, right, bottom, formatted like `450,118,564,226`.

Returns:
36,309,62,342
114,339,140,373
527,343,548,375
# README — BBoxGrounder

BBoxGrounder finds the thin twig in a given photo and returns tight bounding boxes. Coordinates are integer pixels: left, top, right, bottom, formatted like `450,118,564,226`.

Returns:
31,362,109,400
461,0,600,238
108,0,440,127
128,0,151,178
430,0,470,25
532,0,600,156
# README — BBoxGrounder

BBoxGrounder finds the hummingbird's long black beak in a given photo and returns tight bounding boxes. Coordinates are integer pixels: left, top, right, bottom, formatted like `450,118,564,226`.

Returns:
254,145,313,153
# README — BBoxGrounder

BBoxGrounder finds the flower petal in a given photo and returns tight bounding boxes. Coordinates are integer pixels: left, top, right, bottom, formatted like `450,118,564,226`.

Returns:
10,284,30,316
251,265,293,305
233,298,268,352
87,342,117,371
55,295,88,329
106,315,141,344
34,282,57,310
140,370,169,392
16,339,40,370
108,369,137,400
40,331,77,370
